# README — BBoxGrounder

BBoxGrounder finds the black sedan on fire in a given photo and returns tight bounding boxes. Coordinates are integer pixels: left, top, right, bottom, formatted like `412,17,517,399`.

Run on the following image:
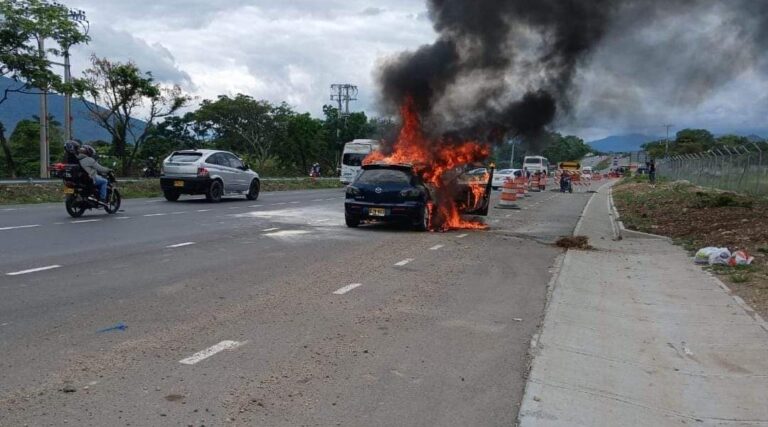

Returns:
344,163,433,230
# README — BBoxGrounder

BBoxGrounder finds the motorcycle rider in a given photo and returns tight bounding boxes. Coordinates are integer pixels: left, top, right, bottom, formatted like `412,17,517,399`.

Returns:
76,145,112,203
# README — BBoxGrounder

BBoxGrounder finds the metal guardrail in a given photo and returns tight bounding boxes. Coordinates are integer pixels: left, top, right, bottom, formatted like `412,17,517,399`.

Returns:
657,142,768,196
0,177,340,185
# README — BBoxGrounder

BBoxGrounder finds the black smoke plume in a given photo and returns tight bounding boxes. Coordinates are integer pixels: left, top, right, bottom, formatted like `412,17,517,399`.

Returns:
377,0,768,148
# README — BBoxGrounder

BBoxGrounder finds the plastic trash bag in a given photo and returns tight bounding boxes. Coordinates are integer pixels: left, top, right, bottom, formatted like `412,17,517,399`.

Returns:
694,247,731,265
728,250,754,266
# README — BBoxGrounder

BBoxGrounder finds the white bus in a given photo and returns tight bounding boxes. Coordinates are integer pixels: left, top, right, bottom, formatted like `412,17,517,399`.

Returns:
340,139,381,184
523,155,549,175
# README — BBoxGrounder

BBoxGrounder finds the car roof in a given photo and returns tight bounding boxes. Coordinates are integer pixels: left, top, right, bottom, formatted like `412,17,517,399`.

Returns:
171,149,233,156
361,163,414,173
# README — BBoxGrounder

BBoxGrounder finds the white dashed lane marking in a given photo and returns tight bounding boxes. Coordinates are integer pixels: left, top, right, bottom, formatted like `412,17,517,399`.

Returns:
429,244,444,250
394,258,414,266
6,265,61,276
179,340,244,365
71,219,101,224
196,209,212,212
262,227,280,232
144,213,166,217
166,242,195,248
457,234,468,238
247,205,262,208
0,224,40,231
333,283,362,295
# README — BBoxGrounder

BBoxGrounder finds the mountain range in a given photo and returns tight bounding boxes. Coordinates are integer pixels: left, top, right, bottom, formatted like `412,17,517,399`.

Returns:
0,76,143,142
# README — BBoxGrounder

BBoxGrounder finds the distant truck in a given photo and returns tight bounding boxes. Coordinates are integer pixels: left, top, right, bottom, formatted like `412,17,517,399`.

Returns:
340,139,381,184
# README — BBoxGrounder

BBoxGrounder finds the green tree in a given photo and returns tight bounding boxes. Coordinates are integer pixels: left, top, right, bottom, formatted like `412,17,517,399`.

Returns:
542,133,592,163
140,112,212,161
80,55,191,175
716,134,749,147
275,113,325,175
0,0,90,177
6,115,63,176
196,94,292,168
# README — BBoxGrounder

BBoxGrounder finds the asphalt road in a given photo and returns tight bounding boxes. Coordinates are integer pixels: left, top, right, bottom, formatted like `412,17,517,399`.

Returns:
0,187,591,426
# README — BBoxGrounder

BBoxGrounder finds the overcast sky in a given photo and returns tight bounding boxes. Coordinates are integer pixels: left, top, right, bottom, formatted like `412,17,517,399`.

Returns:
60,0,768,141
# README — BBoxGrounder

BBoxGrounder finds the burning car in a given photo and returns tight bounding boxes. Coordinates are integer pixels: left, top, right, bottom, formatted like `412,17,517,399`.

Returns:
344,162,493,231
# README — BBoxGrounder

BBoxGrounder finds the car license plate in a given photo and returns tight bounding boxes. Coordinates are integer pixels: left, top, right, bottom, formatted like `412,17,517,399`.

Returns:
369,207,386,217
63,187,74,194
174,180,184,187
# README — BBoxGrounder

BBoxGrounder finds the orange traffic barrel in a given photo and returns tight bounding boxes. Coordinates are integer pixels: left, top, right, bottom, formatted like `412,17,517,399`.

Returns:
496,179,520,209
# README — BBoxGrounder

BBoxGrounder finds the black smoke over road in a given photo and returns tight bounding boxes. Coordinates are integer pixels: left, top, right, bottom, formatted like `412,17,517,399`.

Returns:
377,0,768,146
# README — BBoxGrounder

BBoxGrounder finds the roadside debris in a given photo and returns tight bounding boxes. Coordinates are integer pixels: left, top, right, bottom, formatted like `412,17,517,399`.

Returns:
555,236,592,250
694,247,754,266
97,322,127,333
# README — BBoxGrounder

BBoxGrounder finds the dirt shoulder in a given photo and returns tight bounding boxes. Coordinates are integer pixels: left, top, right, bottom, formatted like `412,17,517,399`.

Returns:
613,178,768,319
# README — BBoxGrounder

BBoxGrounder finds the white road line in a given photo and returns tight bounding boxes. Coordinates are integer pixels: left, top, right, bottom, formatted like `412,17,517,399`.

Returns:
144,213,167,217
262,227,280,232
333,283,362,295
170,211,187,215
6,265,61,276
274,202,288,205
0,208,19,211
311,199,323,202
429,244,444,250
289,201,300,204
248,205,262,208
116,216,131,220
395,258,414,266
0,224,40,231
71,219,101,224
179,340,244,365
196,209,212,212
166,242,195,248
457,233,468,238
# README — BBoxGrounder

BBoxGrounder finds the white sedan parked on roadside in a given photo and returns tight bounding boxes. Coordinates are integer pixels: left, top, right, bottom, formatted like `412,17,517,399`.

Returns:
492,169,521,190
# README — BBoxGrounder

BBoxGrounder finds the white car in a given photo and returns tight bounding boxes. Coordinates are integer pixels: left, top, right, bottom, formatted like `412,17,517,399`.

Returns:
160,149,260,202
492,169,520,190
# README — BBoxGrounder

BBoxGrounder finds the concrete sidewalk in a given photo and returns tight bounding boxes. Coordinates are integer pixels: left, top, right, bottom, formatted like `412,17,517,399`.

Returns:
518,182,768,426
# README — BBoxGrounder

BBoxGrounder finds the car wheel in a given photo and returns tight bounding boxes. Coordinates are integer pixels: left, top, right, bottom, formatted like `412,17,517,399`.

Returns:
206,180,223,202
246,179,260,201
345,214,360,228
414,204,430,231
164,190,180,202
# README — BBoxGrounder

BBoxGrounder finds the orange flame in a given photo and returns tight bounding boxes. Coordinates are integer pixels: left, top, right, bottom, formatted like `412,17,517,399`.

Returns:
365,98,491,231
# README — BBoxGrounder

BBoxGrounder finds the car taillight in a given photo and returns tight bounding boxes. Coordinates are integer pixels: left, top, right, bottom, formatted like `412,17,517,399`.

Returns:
346,186,361,197
197,167,209,177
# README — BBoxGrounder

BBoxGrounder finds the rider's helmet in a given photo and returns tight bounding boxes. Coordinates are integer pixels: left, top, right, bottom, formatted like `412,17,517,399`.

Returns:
64,140,81,154
80,145,96,157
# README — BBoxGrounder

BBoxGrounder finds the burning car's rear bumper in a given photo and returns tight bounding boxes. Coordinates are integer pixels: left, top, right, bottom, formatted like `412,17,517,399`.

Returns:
345,200,425,223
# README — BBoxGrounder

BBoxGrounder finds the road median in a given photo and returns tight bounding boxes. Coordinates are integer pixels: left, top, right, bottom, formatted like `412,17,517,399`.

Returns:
518,181,768,426
0,177,344,205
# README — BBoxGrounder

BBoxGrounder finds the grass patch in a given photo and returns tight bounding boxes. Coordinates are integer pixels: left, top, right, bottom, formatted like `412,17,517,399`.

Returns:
0,178,344,205
555,235,593,250
730,272,752,283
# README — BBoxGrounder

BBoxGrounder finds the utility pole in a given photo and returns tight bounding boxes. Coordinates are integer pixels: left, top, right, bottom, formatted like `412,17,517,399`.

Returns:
330,84,358,117
663,124,674,157
38,37,49,179
63,9,89,141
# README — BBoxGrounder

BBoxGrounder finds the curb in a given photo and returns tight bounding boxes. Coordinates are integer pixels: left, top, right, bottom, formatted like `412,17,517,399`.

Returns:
608,186,671,242
707,271,768,334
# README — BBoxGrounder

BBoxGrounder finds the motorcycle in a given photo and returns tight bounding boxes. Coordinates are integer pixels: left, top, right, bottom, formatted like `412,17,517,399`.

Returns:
559,173,573,193
59,164,122,218
142,157,160,178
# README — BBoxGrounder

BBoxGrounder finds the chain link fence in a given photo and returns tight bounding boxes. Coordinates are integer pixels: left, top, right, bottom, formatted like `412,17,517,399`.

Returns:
657,142,768,196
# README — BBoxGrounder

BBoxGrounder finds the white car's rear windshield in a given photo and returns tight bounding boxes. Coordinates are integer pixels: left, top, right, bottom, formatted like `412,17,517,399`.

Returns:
169,153,202,163
525,159,542,164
